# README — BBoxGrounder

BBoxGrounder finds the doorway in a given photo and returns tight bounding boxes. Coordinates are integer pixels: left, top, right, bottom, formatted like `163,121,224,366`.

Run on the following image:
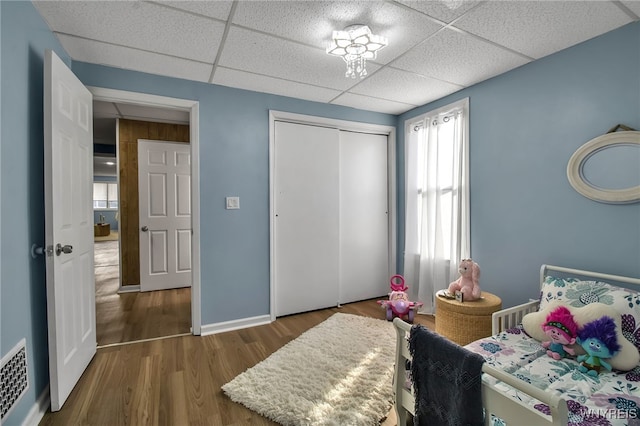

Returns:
93,237,191,345
90,87,202,345
138,139,193,292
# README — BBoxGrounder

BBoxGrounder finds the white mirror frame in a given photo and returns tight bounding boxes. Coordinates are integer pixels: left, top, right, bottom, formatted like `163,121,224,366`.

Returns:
567,131,640,204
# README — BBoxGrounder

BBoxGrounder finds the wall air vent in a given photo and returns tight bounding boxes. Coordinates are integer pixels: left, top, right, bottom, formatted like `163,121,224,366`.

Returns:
1,339,29,422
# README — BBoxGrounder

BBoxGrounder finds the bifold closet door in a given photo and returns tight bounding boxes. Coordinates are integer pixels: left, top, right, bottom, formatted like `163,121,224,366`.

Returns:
339,131,389,304
274,121,340,317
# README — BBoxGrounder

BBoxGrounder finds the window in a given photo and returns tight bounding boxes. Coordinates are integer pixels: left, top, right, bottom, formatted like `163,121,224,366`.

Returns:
414,113,458,256
93,182,118,209
403,98,469,313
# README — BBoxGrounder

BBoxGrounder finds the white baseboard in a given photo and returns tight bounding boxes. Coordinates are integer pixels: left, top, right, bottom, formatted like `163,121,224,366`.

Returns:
201,315,272,336
21,386,49,426
117,285,140,293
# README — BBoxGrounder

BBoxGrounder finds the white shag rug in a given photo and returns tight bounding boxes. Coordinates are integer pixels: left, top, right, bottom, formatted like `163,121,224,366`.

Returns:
222,313,397,426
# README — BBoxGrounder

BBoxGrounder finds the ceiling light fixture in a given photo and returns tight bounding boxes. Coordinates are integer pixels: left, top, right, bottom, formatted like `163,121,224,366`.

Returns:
326,25,387,79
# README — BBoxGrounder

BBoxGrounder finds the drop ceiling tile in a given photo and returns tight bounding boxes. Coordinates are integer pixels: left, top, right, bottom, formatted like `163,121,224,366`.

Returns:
453,1,634,59
392,27,531,87
621,1,640,16
219,26,377,91
93,100,189,124
331,92,416,115
94,157,117,176
57,34,214,83
232,1,444,65
350,67,463,106
116,104,190,124
33,0,637,114
212,67,342,103
93,101,119,118
33,1,226,62
395,0,483,24
232,0,372,47
161,1,234,21
370,1,447,64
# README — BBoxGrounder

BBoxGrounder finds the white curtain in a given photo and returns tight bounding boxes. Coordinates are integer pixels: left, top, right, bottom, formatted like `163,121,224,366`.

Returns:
403,99,470,314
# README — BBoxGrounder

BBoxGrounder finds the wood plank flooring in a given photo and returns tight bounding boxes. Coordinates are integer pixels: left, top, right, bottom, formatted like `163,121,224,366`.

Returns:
40,299,434,426
94,240,191,346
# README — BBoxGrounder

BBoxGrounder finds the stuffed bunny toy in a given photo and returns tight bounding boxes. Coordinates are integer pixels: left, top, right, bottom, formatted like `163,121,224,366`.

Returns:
448,259,481,301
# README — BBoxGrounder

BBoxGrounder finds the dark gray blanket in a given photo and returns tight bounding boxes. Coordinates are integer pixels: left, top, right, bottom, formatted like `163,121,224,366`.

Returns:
409,325,485,426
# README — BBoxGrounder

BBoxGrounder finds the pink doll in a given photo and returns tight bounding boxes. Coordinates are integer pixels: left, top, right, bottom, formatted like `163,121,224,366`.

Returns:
541,306,579,360
448,259,481,301
377,275,423,323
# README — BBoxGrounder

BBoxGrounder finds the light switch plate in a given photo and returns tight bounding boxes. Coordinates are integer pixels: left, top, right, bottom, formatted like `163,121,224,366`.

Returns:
226,196,240,209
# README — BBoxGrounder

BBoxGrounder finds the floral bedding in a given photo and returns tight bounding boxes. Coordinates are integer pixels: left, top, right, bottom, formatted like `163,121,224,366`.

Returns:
466,325,640,426
455,273,640,425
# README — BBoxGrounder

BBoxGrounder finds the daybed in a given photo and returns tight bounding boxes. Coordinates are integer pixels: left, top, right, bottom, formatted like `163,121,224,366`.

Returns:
393,264,640,426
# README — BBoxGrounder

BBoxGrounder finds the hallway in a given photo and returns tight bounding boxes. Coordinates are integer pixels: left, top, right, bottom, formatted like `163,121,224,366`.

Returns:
94,240,191,346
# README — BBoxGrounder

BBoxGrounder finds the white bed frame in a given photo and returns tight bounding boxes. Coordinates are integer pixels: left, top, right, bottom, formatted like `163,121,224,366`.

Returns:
393,264,640,426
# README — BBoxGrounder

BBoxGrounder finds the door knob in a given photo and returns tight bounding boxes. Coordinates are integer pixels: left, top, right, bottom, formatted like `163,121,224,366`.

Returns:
141,226,149,232
55,243,73,256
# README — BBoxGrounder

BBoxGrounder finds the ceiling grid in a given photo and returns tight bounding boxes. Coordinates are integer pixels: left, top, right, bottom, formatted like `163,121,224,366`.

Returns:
33,0,639,115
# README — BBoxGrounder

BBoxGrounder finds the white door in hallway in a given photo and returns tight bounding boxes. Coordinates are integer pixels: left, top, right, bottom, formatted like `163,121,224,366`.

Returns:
44,49,96,411
138,139,192,292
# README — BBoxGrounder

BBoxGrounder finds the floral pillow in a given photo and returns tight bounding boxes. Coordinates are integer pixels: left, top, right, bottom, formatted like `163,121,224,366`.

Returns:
522,300,640,371
539,275,640,354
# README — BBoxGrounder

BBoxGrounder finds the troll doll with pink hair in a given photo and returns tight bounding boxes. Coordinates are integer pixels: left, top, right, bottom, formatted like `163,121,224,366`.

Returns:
541,305,579,360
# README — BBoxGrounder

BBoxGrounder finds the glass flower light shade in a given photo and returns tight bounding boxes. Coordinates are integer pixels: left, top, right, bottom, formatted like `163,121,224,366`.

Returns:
326,25,388,78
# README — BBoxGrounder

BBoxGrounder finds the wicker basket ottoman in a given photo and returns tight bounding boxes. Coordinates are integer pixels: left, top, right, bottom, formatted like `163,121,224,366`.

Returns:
435,291,502,346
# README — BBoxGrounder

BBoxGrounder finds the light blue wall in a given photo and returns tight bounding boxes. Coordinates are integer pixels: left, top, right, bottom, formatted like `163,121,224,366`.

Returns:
0,3,394,421
0,2,73,424
397,22,640,309
71,63,396,325
2,2,638,424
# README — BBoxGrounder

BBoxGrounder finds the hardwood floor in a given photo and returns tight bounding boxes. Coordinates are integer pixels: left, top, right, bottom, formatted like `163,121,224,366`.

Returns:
94,240,191,346
40,299,435,426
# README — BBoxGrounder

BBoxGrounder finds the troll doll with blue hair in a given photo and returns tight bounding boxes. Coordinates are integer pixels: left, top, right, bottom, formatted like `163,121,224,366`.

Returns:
576,316,621,376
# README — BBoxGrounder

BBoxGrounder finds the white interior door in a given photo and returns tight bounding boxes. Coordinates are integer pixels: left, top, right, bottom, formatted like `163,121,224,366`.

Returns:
274,121,340,316
138,139,192,292
44,49,96,412
339,131,389,303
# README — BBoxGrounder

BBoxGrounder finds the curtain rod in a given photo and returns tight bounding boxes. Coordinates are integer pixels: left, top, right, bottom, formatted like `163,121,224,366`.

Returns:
411,111,461,132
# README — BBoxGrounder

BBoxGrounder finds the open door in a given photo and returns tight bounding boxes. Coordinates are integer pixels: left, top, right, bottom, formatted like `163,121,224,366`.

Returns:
44,50,96,411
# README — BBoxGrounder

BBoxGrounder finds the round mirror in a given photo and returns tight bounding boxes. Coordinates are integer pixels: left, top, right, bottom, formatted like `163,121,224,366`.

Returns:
567,131,640,204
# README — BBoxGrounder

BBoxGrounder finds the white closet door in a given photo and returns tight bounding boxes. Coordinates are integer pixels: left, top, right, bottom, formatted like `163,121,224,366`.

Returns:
339,131,389,304
274,121,340,317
